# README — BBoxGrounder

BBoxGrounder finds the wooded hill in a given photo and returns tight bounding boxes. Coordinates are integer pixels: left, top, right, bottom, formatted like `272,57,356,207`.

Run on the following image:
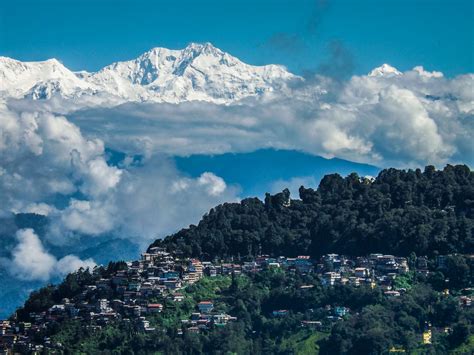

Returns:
150,165,474,259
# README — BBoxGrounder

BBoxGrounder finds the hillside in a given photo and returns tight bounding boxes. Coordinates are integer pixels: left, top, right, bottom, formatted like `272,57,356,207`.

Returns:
2,165,473,354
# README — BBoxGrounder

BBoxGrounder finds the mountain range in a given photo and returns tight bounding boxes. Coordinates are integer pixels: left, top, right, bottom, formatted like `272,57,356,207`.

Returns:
0,43,295,104
1,42,402,105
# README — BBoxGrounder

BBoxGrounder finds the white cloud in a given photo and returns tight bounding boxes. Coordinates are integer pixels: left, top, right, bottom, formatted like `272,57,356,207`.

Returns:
0,105,120,215
59,199,117,236
412,66,443,79
197,172,227,196
15,66,466,169
360,85,454,166
9,229,57,281
110,161,239,245
71,153,122,197
6,229,95,281
38,159,238,247
55,255,96,276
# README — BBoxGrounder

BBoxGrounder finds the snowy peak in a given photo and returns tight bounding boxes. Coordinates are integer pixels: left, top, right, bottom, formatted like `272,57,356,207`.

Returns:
368,63,402,78
97,46,179,86
0,57,74,83
84,42,296,103
0,56,92,98
1,43,291,104
180,42,224,58
93,42,289,85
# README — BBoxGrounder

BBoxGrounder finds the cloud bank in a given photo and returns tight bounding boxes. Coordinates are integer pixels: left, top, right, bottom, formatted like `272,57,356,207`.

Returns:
11,65,469,168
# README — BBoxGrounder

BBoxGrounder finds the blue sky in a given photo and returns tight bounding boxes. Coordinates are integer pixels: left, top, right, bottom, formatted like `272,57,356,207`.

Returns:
0,0,472,76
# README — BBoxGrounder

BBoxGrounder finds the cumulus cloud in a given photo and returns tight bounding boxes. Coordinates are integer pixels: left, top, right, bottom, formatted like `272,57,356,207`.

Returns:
108,160,238,245
0,105,120,215
197,172,227,196
58,199,117,236
42,159,238,247
6,229,95,281
0,102,239,251
55,255,96,276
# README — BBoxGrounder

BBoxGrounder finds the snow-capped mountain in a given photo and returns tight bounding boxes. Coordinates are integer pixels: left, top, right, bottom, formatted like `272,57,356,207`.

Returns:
0,56,96,99
1,43,409,105
0,43,296,104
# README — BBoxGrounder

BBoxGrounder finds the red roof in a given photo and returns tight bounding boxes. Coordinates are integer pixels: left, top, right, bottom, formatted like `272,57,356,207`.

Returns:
148,304,163,308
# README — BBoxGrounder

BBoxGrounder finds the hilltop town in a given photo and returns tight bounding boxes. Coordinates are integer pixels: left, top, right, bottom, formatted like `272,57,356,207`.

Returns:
1,247,472,353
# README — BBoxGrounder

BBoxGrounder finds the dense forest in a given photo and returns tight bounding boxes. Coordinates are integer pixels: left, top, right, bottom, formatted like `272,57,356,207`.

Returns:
149,165,473,259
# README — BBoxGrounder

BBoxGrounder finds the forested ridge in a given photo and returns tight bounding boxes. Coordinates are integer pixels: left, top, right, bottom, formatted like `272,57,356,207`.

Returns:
150,165,474,259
